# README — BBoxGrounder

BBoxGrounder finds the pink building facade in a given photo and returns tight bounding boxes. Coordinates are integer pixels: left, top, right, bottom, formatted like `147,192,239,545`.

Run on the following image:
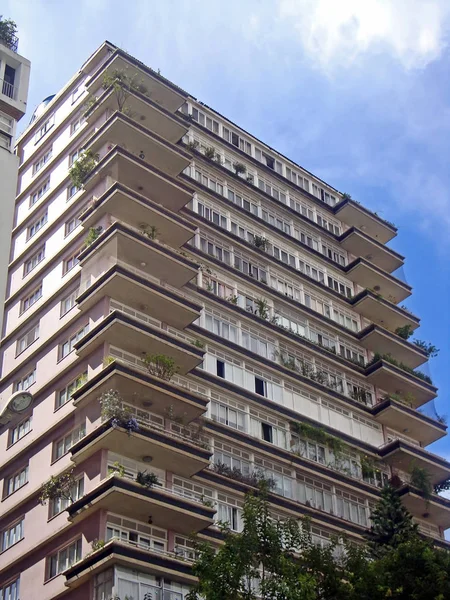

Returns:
0,41,449,600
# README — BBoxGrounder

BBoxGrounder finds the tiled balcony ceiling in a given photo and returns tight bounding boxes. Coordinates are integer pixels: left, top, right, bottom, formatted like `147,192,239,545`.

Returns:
72,362,208,422
79,223,199,288
64,540,196,589
77,265,201,330
346,258,412,303
379,439,450,485
80,183,196,248
372,398,446,446
339,228,404,273
398,487,450,529
334,200,397,244
74,311,204,375
68,476,215,533
366,360,437,407
71,422,211,477
83,147,194,212
86,113,191,177
352,291,420,332
86,50,188,112
85,86,189,143
359,325,427,369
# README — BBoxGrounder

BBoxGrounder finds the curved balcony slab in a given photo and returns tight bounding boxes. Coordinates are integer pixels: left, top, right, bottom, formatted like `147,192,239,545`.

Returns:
86,49,188,112
72,361,208,423
78,222,198,289
85,85,188,142
74,311,204,375
398,485,450,529
365,359,437,407
379,439,450,485
65,539,196,588
80,183,195,248
372,398,446,446
77,264,201,330
334,198,397,244
83,147,194,212
351,290,419,332
345,258,411,304
68,475,215,533
338,227,404,273
71,421,211,476
359,324,427,369
86,112,191,177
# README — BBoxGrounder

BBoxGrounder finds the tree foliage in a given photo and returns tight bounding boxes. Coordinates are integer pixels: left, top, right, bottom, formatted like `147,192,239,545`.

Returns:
187,484,450,600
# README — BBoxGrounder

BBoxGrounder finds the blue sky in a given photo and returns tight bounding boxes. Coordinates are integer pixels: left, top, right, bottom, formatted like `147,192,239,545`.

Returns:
6,0,450,457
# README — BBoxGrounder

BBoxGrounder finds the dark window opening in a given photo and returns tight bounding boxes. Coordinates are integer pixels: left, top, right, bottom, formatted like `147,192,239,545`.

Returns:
255,376,265,396
217,360,225,378
262,422,273,443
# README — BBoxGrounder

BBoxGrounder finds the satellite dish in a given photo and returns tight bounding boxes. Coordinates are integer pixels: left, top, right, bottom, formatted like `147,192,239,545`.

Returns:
0,391,33,425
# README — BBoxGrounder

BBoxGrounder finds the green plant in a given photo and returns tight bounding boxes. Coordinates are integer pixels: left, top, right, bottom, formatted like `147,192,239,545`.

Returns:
434,478,450,494
254,298,269,320
232,162,246,176
91,539,106,551
136,470,161,488
367,353,433,384
83,94,99,116
192,339,205,349
142,353,178,380
200,495,215,508
109,461,126,477
290,421,347,459
412,339,439,358
203,146,216,159
395,324,414,340
103,355,116,367
84,226,103,247
39,469,77,506
69,149,99,189
387,391,416,407
360,455,377,479
341,192,352,201
226,294,238,305
0,16,18,50
212,462,276,489
409,464,432,501
185,140,199,152
139,223,158,240
102,68,149,112
252,235,268,250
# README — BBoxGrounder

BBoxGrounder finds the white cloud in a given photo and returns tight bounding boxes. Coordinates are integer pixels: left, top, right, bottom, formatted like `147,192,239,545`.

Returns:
278,0,450,71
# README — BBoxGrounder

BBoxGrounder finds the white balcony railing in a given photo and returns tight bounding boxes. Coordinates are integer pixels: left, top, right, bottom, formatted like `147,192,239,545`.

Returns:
1,79,17,100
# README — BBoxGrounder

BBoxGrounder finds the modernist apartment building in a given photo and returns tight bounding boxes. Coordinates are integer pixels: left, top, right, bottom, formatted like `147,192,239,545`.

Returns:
0,41,449,600
0,27,30,333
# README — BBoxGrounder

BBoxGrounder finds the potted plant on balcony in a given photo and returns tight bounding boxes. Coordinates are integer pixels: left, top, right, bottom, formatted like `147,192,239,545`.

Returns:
69,149,99,189
99,389,139,435
83,226,103,248
142,353,178,381
136,470,161,489
39,468,77,506
232,162,246,176
102,68,149,112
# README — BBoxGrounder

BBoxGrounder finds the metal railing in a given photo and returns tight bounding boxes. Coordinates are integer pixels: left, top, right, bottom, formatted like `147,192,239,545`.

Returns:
1,78,16,100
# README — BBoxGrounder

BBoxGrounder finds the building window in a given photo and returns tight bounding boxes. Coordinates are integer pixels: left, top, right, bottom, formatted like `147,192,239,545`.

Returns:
23,246,45,275
14,367,36,392
53,423,86,461
49,477,83,518
71,86,84,104
56,371,87,409
30,179,50,207
255,376,266,397
34,115,54,143
0,131,11,150
0,578,20,600
20,284,42,313
27,212,48,239
1,518,24,552
4,465,28,497
65,216,80,236
60,289,78,316
59,326,88,360
47,538,82,579
8,416,32,447
67,183,79,200
0,110,13,136
69,149,80,165
216,359,225,378
16,324,39,355
70,117,84,135
63,248,81,274
33,147,52,174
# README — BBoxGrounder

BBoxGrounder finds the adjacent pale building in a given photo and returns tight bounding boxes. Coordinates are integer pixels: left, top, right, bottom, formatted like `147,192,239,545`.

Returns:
0,41,449,600
0,25,30,334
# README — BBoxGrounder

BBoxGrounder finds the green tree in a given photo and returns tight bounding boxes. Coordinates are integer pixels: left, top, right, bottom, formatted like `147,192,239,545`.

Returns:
367,483,418,556
0,16,18,49
187,486,317,600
